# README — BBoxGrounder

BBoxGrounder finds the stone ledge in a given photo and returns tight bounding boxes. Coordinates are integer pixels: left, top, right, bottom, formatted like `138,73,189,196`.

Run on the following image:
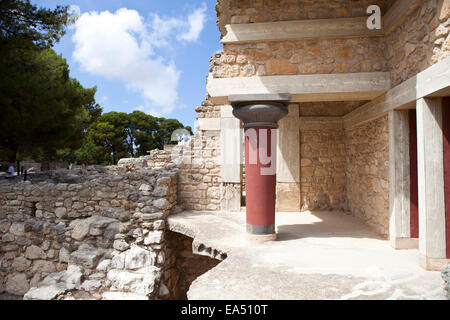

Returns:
207,72,391,105
167,210,447,300
221,17,384,44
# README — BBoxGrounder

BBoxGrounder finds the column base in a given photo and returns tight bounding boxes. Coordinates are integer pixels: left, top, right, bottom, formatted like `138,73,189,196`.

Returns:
246,233,277,243
391,238,419,250
419,254,450,271
246,224,277,243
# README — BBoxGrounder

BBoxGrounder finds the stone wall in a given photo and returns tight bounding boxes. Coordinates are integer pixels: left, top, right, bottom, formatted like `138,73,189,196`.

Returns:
120,138,223,212
225,0,392,25
300,128,347,211
345,115,390,236
212,37,388,78
0,166,179,299
177,129,222,211
386,0,450,86
216,0,450,85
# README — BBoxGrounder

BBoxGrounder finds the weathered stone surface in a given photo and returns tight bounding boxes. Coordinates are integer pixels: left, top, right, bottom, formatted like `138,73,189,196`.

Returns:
55,207,67,218
0,220,11,233
266,59,297,75
118,158,147,169
104,222,119,240
72,219,93,241
442,264,450,282
11,257,32,272
107,266,160,296
91,217,116,229
96,259,111,272
142,212,164,221
6,273,29,295
1,154,178,300
25,245,46,260
153,220,165,230
152,186,168,197
442,264,450,297
24,284,67,300
113,239,130,252
2,233,14,242
144,231,164,245
32,260,57,273
70,248,103,269
9,222,25,236
24,265,82,300
59,248,71,263
80,280,102,291
153,199,170,210
111,246,156,271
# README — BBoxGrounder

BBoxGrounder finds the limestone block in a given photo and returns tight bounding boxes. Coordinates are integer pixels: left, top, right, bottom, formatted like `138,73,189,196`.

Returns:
6,273,29,295
96,259,111,272
111,246,156,271
70,248,103,269
153,220,165,230
11,257,32,272
2,233,14,242
107,266,160,296
24,265,82,300
9,222,25,236
113,239,130,252
144,231,164,245
0,220,11,233
31,260,56,274
25,245,46,260
153,198,170,210
59,247,71,263
72,219,93,241
80,280,102,291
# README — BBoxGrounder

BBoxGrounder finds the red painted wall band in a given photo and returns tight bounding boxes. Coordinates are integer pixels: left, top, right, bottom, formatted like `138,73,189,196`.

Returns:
442,98,450,259
409,110,419,239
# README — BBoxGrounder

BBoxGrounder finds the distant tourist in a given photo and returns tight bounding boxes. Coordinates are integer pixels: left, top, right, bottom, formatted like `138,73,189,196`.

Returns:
5,163,15,179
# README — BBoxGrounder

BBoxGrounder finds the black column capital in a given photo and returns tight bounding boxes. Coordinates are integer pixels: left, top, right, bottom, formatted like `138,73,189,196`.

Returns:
229,94,291,128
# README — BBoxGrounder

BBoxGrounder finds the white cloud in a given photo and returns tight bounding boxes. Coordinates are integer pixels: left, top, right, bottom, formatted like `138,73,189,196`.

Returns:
178,3,207,42
72,5,207,115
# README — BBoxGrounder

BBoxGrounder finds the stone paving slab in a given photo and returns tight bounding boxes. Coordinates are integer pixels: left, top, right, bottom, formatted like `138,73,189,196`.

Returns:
167,210,448,300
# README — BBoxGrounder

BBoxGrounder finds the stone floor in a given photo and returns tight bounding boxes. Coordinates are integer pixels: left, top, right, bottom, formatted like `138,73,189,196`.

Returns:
167,210,448,300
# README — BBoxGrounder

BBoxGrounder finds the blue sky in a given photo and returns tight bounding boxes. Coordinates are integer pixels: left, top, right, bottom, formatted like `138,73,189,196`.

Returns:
34,0,222,128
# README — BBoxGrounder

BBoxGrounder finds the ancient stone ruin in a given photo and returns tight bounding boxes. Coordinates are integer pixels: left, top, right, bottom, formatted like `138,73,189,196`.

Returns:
1,0,450,300
0,155,223,300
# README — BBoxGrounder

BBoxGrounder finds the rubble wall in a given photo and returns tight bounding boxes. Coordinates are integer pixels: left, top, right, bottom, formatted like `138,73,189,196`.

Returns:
0,165,180,299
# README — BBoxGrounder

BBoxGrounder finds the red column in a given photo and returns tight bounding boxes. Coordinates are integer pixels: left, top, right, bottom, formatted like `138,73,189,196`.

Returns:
442,97,450,258
409,110,419,239
245,127,277,239
229,93,290,242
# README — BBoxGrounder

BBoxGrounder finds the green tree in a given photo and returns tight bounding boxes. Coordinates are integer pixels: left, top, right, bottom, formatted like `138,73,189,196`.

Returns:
127,111,159,157
87,112,129,165
0,47,99,162
155,118,189,149
75,141,100,165
0,0,68,49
